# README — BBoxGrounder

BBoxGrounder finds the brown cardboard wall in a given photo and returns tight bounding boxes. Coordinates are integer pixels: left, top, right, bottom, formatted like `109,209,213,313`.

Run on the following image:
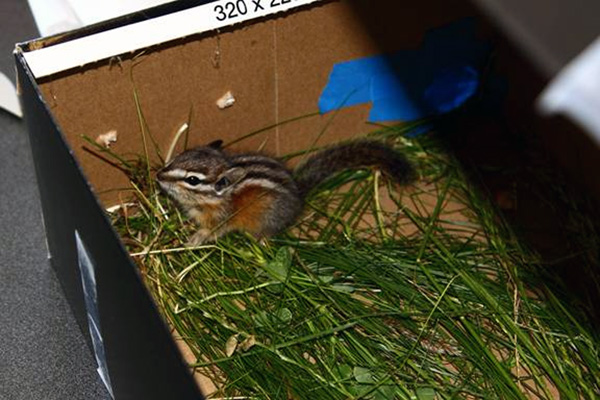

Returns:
38,0,476,206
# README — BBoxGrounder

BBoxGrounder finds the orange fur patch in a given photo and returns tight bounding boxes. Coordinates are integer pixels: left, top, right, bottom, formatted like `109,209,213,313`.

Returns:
230,186,273,234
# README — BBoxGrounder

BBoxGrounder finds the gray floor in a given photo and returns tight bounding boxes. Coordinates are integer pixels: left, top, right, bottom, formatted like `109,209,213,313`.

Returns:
0,1,109,399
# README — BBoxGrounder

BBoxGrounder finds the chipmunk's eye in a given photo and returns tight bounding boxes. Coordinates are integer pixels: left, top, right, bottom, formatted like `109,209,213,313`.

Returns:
184,176,202,186
214,177,230,192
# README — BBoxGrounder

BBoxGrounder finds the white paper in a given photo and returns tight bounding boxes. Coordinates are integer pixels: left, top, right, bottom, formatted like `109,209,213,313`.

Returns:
27,0,176,36
26,0,82,37
0,73,22,118
67,0,177,26
539,36,600,143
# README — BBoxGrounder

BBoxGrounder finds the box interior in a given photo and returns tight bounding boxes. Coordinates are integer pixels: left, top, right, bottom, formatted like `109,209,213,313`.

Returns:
35,0,480,206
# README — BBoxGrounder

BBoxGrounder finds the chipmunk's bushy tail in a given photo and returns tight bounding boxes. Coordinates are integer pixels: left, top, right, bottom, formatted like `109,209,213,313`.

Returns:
294,140,414,198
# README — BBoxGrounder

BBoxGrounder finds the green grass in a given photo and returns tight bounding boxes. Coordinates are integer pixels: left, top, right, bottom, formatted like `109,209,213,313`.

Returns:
100,118,600,400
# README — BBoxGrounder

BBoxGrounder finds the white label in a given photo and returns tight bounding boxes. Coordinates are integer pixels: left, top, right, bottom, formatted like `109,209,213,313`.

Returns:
212,0,312,23
75,230,115,399
22,0,323,79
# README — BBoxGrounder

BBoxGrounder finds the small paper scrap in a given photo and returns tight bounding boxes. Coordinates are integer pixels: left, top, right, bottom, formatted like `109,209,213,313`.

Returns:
95,130,118,148
216,91,235,109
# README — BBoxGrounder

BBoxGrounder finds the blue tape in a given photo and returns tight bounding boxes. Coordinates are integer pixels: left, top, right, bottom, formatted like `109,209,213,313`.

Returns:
318,18,490,124
317,55,393,112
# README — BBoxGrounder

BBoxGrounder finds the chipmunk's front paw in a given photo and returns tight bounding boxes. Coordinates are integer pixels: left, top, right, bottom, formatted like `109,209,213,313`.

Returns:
186,229,215,247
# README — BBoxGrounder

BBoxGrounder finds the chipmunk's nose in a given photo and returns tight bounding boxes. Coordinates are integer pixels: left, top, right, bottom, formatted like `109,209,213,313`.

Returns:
156,166,176,182
155,174,172,193
156,169,166,181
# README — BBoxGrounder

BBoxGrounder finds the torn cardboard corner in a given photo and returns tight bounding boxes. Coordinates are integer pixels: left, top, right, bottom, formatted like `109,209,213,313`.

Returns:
96,130,118,148
0,73,22,118
216,91,235,109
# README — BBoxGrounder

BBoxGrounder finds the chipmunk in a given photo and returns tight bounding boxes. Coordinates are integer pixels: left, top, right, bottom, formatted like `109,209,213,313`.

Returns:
156,140,413,245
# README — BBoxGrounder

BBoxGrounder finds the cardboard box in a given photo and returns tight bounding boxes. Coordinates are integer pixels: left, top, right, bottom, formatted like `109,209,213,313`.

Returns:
15,0,586,398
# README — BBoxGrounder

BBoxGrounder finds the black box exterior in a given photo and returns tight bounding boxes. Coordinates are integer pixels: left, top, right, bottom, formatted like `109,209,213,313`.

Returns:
15,51,204,400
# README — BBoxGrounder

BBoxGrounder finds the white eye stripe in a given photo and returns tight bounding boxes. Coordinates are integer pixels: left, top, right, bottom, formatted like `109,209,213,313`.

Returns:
185,172,208,181
162,169,208,181
162,168,187,179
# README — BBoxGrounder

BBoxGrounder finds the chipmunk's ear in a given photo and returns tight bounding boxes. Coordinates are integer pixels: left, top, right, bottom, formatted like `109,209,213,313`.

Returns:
223,167,246,183
214,167,246,193
207,139,224,150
